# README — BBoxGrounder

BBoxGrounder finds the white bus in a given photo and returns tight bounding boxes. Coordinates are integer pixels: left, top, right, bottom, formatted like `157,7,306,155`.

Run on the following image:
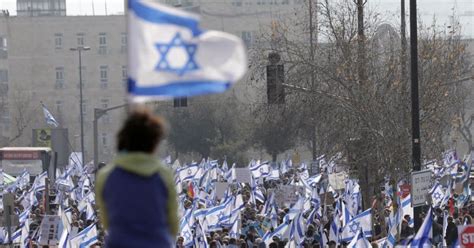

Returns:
0,147,56,178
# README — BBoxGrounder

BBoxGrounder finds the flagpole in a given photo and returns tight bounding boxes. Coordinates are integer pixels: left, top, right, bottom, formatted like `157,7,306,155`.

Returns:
409,0,422,232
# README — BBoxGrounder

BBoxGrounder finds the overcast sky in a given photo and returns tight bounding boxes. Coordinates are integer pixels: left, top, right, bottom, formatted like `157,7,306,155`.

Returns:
0,0,472,36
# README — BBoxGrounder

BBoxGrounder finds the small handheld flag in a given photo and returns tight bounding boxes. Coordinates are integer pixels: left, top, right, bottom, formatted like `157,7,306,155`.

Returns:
41,103,59,127
127,0,247,101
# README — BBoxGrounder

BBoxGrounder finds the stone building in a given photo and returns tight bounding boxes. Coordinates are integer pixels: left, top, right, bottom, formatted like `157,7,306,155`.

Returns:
0,0,305,164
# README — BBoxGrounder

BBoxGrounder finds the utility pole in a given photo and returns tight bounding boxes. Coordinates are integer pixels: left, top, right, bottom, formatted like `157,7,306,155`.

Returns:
309,0,318,172
409,0,422,232
400,0,407,82
70,46,90,169
93,104,127,168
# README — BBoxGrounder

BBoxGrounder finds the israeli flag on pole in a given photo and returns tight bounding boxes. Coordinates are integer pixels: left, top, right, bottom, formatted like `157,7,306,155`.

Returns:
402,194,414,227
410,207,432,247
128,0,247,101
340,208,372,242
42,103,59,127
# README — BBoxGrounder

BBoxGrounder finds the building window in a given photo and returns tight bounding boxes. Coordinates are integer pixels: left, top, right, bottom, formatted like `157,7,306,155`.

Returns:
99,33,107,55
121,33,127,54
241,31,253,48
122,66,127,86
80,99,87,119
55,100,63,114
100,65,108,88
0,69,7,83
0,37,7,59
101,133,108,146
231,0,243,6
54,33,63,49
0,83,8,97
77,33,85,46
55,67,64,89
100,99,110,123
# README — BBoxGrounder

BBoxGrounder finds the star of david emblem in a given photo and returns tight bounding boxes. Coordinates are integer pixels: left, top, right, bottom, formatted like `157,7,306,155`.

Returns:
184,230,192,240
260,167,265,173
218,212,225,220
349,221,360,234
433,192,441,200
155,33,199,76
187,169,193,175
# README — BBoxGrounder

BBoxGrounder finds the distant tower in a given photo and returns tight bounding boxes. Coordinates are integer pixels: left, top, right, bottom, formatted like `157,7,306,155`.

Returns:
17,0,66,17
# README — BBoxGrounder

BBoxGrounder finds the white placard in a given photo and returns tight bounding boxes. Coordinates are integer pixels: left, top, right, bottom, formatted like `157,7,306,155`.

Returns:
38,215,61,246
215,182,229,199
328,171,347,190
275,185,304,206
411,169,432,207
234,168,251,183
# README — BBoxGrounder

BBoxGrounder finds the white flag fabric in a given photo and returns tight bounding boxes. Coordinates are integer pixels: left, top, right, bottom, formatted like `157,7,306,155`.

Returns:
127,0,247,101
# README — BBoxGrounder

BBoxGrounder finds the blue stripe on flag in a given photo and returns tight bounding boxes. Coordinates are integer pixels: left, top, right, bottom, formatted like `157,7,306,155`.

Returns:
128,0,201,36
128,79,231,97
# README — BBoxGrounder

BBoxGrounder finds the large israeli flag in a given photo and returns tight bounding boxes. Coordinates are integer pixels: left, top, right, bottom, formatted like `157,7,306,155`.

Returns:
128,0,247,101
410,207,432,247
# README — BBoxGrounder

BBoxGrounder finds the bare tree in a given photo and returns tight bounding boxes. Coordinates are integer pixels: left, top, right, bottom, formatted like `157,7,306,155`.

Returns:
249,0,471,208
3,89,36,146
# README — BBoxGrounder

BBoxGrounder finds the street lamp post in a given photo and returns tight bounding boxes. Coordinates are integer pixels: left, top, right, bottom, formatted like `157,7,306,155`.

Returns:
70,46,90,168
409,0,422,232
93,104,127,168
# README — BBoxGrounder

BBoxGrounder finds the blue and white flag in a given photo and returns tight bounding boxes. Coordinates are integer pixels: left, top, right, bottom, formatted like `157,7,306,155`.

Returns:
69,224,98,248
193,222,208,248
249,161,270,179
402,194,414,227
268,169,280,180
383,198,403,248
176,163,199,182
344,180,361,217
42,103,59,127
289,213,306,246
127,0,247,101
430,182,445,208
340,208,372,242
410,207,432,247
329,208,341,245
347,228,371,248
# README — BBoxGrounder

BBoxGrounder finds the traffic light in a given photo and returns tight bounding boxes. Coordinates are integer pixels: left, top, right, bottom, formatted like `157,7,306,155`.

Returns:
173,97,188,107
266,64,285,104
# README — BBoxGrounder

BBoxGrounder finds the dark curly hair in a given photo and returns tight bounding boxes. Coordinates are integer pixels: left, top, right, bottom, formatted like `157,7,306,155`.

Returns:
117,108,165,153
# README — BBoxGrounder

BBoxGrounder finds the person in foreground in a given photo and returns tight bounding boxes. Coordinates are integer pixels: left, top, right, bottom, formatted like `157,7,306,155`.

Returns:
96,108,178,247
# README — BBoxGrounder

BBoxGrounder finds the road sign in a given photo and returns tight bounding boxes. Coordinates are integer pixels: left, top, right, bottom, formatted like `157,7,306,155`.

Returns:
411,169,432,207
458,225,474,248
